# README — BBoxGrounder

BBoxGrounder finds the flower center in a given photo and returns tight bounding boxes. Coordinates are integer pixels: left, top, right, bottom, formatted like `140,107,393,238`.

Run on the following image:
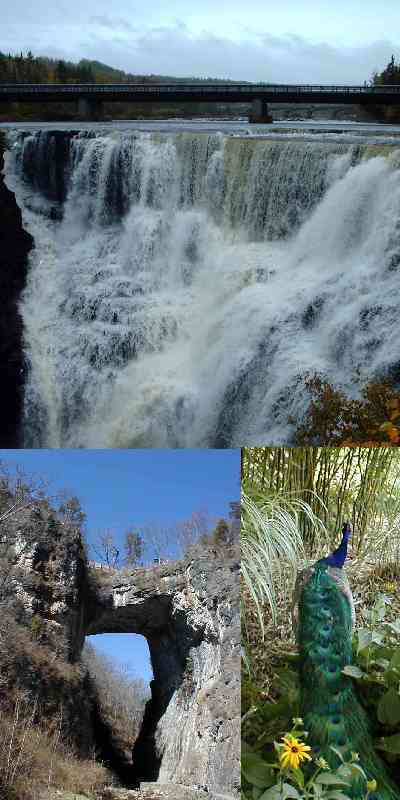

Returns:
291,746,299,753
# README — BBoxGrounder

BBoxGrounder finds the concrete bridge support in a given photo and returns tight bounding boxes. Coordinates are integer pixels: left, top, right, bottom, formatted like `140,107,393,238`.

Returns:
249,98,273,123
77,96,104,120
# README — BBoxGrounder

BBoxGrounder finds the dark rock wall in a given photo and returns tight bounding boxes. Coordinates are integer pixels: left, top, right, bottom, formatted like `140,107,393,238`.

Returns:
0,133,33,446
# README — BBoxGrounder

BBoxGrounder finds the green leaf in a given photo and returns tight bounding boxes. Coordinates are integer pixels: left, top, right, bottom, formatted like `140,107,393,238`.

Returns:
336,765,352,780
329,746,345,763
375,658,390,669
349,763,367,779
291,768,304,789
387,620,400,635
377,733,400,755
342,665,364,679
390,649,400,669
325,793,353,800
377,687,400,726
259,784,300,800
315,774,350,786
241,750,275,788
357,630,374,653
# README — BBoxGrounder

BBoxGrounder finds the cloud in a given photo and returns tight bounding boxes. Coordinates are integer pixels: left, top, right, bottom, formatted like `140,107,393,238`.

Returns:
89,15,138,33
0,21,395,82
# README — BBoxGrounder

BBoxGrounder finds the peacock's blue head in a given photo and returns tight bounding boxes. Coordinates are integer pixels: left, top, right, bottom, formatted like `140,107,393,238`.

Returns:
342,522,351,541
319,522,352,569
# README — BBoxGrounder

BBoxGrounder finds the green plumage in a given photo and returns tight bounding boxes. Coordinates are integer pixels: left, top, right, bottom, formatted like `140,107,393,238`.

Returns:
299,563,400,800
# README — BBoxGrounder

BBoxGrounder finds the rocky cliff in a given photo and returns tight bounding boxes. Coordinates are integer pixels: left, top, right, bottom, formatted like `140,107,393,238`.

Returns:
10,517,240,798
0,132,33,446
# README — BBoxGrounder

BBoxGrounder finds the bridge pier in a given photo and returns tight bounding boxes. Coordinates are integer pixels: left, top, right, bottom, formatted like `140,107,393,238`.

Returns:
77,97,104,121
249,98,273,123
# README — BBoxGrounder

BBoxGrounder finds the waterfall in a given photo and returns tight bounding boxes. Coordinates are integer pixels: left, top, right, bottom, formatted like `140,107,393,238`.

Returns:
4,129,400,447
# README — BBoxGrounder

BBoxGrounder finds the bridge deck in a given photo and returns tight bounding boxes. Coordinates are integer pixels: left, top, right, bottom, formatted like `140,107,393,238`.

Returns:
1,83,400,105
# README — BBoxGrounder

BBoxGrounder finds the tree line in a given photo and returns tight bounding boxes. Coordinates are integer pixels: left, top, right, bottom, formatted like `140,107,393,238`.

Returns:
372,54,400,86
91,502,240,570
0,49,243,86
0,51,96,84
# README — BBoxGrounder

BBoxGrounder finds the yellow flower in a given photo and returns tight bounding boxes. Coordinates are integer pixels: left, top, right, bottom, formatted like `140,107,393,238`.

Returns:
280,735,312,770
315,757,330,770
367,779,377,792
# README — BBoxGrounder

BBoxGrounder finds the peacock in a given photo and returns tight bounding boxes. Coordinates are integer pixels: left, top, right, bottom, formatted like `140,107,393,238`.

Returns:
293,523,400,800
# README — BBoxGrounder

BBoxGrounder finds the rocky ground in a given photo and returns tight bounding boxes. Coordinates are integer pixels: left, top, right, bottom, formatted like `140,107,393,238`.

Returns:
42,783,237,800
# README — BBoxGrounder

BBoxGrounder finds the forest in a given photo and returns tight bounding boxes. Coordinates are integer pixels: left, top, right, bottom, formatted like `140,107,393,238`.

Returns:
0,50,245,121
242,447,400,800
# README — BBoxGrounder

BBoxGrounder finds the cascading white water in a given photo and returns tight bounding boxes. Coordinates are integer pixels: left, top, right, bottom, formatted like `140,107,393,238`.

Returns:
4,129,400,447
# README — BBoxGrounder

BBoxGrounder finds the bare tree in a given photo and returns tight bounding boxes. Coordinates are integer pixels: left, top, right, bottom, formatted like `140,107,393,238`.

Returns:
92,530,120,568
139,509,214,562
83,643,149,748
56,490,86,530
175,509,213,554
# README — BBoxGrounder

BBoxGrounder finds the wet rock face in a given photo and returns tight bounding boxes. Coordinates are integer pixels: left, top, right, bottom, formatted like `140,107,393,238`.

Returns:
86,545,240,797
15,530,240,797
0,133,33,446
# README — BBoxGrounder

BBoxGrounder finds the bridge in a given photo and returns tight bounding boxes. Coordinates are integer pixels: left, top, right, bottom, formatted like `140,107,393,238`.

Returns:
1,83,400,122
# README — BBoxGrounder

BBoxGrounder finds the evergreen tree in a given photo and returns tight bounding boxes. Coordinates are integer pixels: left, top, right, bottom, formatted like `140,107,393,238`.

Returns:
55,60,68,83
124,530,143,567
213,519,230,545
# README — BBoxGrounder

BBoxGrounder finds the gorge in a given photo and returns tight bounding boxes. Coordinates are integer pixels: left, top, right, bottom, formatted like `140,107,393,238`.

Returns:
5,507,240,798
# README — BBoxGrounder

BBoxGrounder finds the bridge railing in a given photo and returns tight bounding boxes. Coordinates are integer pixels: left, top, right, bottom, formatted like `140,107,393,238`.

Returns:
1,83,400,95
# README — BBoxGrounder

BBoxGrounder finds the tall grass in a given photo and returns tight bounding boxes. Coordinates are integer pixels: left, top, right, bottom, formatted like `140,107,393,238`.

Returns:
242,447,400,656
241,490,328,636
242,447,400,555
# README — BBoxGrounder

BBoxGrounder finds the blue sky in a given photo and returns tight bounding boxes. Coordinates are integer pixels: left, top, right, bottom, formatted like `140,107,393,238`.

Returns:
2,0,400,82
0,449,240,682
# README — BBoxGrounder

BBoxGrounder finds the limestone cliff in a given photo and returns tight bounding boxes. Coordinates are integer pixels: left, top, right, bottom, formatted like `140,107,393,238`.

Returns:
9,517,240,798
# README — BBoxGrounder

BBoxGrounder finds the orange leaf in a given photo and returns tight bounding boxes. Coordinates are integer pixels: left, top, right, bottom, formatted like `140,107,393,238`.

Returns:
387,427,400,443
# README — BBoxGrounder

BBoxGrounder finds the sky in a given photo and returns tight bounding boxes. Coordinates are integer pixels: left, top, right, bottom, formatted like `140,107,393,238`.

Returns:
0,449,240,682
1,1,400,83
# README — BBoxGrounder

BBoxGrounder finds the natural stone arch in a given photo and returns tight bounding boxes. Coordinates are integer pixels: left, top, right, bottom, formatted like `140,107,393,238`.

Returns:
11,516,240,798
84,549,240,795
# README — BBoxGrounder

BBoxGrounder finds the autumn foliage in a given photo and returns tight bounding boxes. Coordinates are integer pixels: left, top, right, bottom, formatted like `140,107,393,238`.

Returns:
294,374,400,446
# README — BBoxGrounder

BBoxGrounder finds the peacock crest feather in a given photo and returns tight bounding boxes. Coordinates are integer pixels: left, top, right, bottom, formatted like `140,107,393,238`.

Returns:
297,527,400,800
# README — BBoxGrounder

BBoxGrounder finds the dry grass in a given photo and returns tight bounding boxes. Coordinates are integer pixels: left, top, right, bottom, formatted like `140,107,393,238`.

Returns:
0,693,111,800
